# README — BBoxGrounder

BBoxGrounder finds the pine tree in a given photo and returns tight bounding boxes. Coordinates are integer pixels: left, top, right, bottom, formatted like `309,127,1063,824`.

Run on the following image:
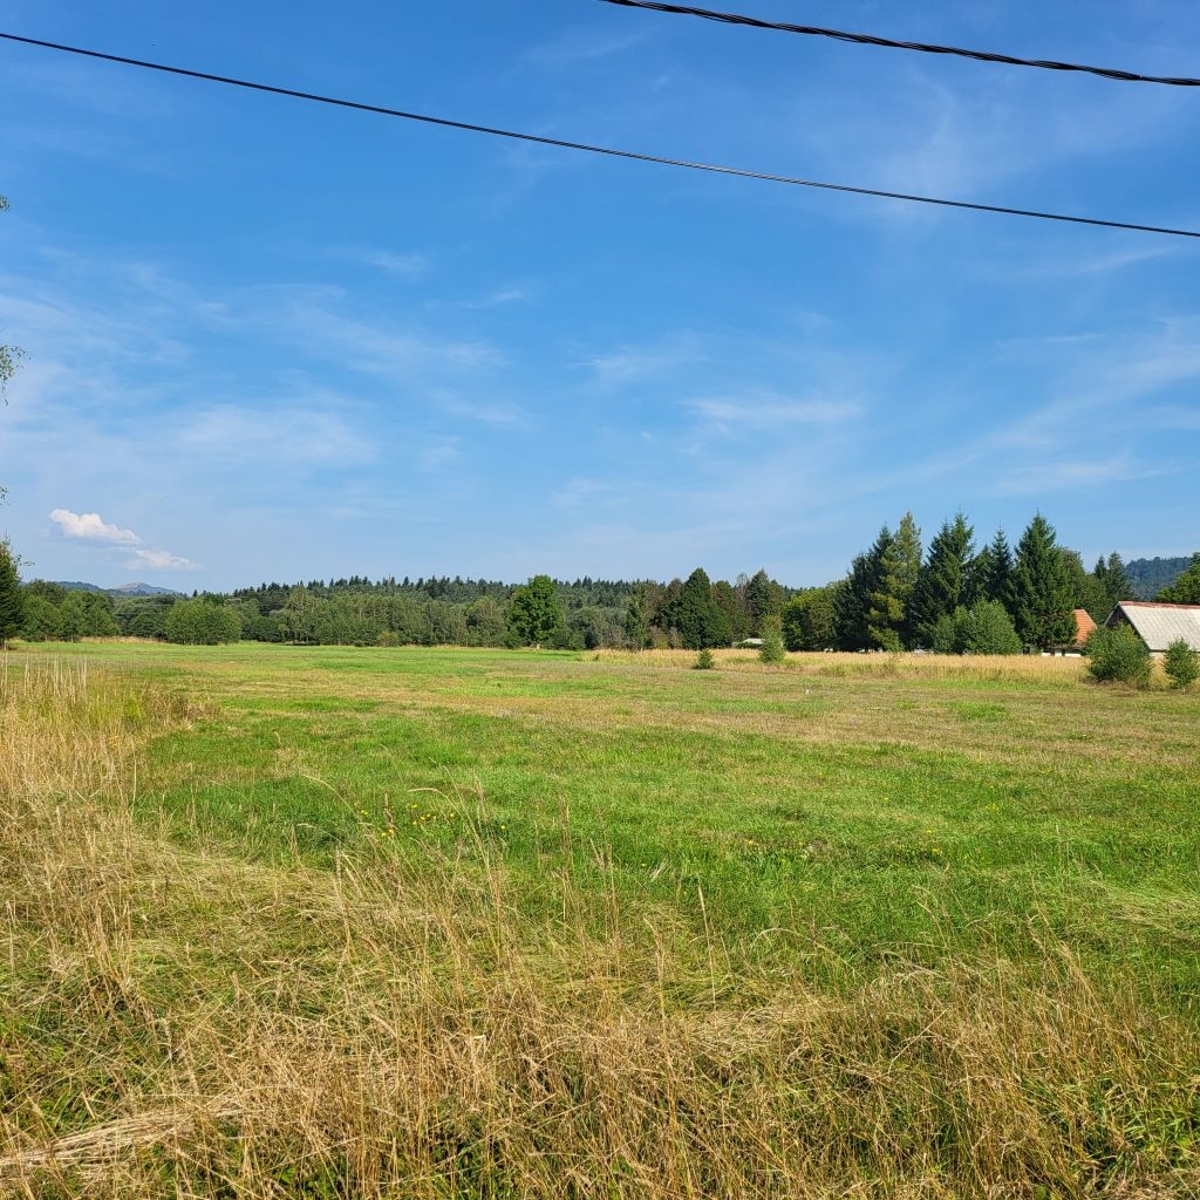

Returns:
1012,514,1076,648
0,539,23,646
911,512,975,646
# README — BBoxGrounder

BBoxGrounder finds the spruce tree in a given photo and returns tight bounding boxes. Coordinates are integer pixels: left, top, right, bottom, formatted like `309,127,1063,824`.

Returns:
671,568,732,650
0,539,23,647
1012,515,1076,648
981,528,1015,614
911,512,975,646
867,511,921,650
835,525,892,651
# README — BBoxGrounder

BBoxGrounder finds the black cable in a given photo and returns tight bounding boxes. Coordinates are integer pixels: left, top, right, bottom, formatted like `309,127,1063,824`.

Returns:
2,30,1197,239
599,0,1200,88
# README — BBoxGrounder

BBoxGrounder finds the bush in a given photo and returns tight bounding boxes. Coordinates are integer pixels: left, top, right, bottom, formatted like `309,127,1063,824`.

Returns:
1164,638,1199,689
927,602,1020,655
759,616,786,664
1085,625,1151,688
694,648,716,670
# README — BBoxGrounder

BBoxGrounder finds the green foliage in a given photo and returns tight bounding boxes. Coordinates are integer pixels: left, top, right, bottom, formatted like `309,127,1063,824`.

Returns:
507,575,564,647
164,597,242,645
20,594,62,641
911,512,974,646
836,525,892,651
744,568,783,636
1127,554,1192,599
868,511,921,651
1156,552,1200,604
929,600,1022,656
929,608,968,655
782,585,838,651
0,539,24,645
694,647,716,670
1085,624,1151,688
623,582,658,650
1012,514,1076,649
1093,552,1133,615
758,615,786,663
980,527,1015,613
662,568,733,650
1163,638,1199,690
712,578,750,644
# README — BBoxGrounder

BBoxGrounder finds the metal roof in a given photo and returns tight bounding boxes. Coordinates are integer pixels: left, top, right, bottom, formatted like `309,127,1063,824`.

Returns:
1107,602,1200,652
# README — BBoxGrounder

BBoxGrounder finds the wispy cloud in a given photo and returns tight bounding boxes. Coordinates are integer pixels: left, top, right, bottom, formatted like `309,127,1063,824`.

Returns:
686,392,859,432
989,457,1170,497
340,247,430,280
127,547,202,571
179,404,376,467
523,26,648,69
584,334,703,386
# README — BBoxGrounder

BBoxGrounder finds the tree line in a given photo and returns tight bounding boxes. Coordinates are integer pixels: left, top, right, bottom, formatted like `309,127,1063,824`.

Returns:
2,517,1198,651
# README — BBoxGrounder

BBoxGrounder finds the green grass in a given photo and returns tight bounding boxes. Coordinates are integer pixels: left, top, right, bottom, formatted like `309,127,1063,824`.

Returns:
19,641,1200,1006
5,642,1200,1196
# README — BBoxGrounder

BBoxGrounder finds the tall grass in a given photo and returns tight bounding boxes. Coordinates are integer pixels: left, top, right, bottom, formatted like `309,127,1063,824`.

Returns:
1,664,1197,1197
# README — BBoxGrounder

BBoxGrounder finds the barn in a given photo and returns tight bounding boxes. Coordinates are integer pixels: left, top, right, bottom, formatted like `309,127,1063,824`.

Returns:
1104,601,1200,655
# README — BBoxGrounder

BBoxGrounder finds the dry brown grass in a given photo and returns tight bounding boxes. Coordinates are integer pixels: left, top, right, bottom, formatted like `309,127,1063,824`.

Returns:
594,648,1091,684
2,663,1198,1198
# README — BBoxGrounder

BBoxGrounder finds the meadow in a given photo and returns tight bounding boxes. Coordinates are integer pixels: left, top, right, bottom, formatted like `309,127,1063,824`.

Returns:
1,642,1198,1198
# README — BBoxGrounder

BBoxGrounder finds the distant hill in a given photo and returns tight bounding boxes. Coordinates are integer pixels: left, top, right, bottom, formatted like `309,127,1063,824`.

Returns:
51,580,181,597
1125,557,1192,599
109,582,180,596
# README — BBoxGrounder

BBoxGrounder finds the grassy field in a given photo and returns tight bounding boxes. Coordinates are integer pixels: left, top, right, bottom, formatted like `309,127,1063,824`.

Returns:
1,642,1198,1197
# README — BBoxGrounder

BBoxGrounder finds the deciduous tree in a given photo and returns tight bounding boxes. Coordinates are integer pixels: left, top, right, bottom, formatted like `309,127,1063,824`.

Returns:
507,575,563,647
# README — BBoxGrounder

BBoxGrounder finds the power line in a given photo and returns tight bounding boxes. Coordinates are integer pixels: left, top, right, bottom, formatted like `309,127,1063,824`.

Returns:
2,30,1198,240
599,0,1200,88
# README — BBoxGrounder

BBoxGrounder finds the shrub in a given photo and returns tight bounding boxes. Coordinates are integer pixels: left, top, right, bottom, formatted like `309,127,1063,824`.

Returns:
961,599,1023,655
1085,625,1151,688
694,648,716,670
759,616,786,664
1163,638,1199,689
929,601,1022,656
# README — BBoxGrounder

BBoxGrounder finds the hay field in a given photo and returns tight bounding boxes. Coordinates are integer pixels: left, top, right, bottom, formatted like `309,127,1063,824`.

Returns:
1,643,1198,1198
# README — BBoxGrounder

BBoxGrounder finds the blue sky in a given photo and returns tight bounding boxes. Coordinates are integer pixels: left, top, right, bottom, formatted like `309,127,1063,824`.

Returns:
1,0,1198,590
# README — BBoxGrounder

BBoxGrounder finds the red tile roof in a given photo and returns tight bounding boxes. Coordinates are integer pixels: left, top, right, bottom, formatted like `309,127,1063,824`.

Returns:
1073,608,1097,645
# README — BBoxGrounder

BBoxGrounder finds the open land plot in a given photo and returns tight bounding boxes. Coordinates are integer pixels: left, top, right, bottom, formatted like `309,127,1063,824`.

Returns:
1,642,1198,1198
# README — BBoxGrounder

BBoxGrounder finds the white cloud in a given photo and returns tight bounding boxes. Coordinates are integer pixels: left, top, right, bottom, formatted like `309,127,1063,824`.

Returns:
48,509,199,572
126,547,202,571
49,508,141,545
